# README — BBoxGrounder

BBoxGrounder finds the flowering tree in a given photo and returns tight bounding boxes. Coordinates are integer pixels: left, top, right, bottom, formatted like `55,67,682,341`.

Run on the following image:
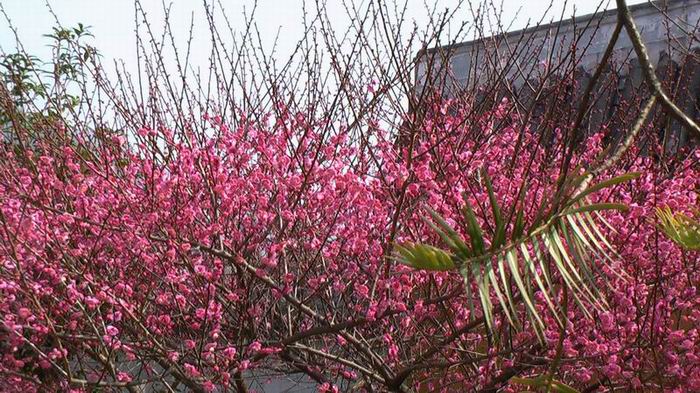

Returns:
0,0,699,392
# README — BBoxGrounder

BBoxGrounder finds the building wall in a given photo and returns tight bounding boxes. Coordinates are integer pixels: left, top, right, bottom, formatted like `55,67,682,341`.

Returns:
415,0,700,152
417,0,700,90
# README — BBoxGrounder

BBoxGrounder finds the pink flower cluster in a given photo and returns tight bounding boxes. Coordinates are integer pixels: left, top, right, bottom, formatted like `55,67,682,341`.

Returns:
0,97,697,392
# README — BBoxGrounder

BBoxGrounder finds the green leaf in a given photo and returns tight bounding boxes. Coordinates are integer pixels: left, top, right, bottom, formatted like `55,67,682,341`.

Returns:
460,264,477,322
656,207,700,250
569,172,641,205
550,380,582,393
424,218,464,258
520,242,562,327
512,182,529,239
486,260,517,327
425,208,472,258
565,203,628,215
513,207,526,240
510,376,549,387
483,169,506,250
560,223,609,308
541,230,593,319
461,195,486,255
473,263,494,332
393,243,455,271
550,226,603,310
506,249,545,338
497,255,520,327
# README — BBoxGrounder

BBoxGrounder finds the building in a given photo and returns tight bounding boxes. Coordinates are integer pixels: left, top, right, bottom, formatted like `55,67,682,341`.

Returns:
415,0,700,152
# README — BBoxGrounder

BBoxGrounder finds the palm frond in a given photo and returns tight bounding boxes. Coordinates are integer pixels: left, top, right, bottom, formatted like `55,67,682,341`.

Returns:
656,207,700,250
394,171,639,338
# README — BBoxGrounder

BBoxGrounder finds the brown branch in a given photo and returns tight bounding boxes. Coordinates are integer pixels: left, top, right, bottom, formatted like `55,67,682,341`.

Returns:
616,0,700,138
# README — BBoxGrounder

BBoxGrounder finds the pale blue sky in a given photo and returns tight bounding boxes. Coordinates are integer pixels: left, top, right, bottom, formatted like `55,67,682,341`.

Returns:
0,0,646,79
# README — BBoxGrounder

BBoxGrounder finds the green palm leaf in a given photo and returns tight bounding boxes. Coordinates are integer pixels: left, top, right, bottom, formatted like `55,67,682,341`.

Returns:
394,171,638,338
656,207,700,250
